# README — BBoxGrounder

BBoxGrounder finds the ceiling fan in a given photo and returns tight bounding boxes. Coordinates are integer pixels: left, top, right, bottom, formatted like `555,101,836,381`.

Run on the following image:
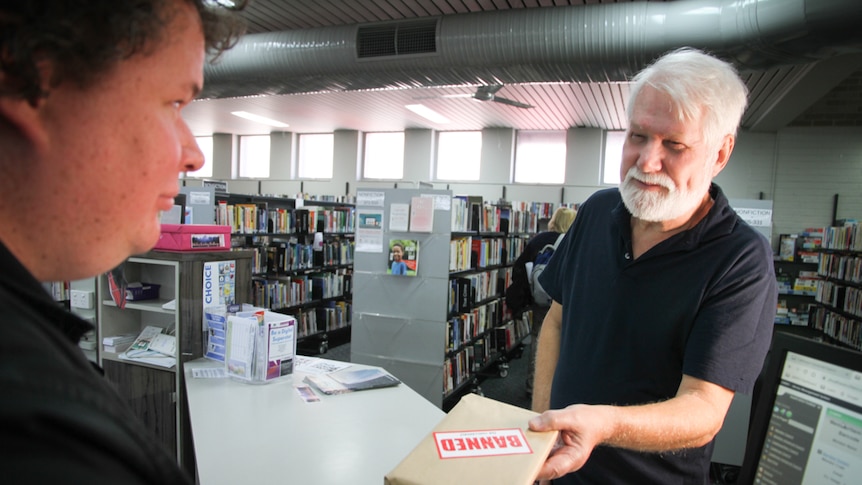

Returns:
418,84,534,109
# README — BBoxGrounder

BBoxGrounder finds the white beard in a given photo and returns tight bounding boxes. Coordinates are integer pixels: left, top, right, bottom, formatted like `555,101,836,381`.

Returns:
620,167,711,222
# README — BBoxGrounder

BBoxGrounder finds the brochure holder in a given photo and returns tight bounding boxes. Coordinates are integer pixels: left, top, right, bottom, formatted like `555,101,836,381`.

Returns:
223,308,297,384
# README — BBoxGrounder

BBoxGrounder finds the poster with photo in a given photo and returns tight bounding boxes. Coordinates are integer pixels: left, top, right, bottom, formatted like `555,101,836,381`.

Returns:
356,209,384,253
387,239,419,276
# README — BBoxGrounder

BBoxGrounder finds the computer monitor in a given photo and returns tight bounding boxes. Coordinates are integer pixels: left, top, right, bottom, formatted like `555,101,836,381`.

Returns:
738,331,862,485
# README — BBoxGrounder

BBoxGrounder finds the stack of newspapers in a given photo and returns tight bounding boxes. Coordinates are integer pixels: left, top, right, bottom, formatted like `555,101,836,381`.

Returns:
117,325,177,368
102,333,137,354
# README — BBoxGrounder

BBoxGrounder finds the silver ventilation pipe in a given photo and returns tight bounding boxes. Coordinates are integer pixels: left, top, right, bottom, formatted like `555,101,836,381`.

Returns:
201,0,862,99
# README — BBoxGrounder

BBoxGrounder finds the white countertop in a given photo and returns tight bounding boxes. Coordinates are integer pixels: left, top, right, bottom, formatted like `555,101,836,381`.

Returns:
184,358,445,485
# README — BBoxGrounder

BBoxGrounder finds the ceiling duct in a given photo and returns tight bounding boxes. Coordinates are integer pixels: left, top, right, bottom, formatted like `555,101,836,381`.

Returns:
201,0,862,100
356,19,438,59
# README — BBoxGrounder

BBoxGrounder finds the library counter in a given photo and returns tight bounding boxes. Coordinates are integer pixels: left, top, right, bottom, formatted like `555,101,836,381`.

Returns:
184,358,444,485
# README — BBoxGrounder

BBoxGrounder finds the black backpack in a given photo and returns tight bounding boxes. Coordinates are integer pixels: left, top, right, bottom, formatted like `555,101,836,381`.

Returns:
528,233,564,307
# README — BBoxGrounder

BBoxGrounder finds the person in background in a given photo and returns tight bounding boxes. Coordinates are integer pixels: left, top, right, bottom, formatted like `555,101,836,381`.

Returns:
528,47,777,484
0,1,245,483
506,207,577,397
390,242,408,275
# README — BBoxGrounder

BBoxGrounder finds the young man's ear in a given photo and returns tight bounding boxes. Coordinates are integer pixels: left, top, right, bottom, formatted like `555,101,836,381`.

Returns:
0,94,49,147
0,60,52,148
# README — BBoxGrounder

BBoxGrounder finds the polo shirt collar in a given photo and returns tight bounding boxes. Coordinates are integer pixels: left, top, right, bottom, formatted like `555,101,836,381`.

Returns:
612,183,739,253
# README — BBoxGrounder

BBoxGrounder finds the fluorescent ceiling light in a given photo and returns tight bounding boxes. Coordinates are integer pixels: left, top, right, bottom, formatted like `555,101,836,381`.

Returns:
230,111,290,128
205,0,236,7
405,104,451,124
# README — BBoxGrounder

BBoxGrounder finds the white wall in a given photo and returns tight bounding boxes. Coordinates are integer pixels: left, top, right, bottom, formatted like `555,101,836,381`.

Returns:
771,127,862,236
716,131,778,201
189,126,862,248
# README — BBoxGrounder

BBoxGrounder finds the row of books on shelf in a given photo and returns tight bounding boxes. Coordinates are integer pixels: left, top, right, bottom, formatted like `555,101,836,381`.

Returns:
777,232,822,262
775,299,810,326
818,252,862,284
506,236,528,265
443,335,490,395
293,193,356,204
496,312,532,351
449,237,473,272
288,301,351,338
503,200,558,219
502,208,539,234
815,280,862,318
822,221,862,251
451,197,502,233
45,281,70,302
248,239,354,275
448,268,512,314
797,251,820,264
442,313,532,396
447,300,505,353
318,207,356,233
776,225,862,262
809,306,861,351
471,238,505,268
476,204,502,233
449,235,529,273
776,271,819,295
450,197,470,233
318,240,354,267
252,240,313,274
531,202,558,220
251,269,352,310
450,198,560,234
217,201,355,235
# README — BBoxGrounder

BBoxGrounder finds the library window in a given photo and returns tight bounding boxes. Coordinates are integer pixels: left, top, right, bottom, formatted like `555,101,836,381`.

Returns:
186,136,213,178
238,134,270,178
363,132,404,180
436,131,481,181
298,133,334,179
513,130,566,184
603,130,626,185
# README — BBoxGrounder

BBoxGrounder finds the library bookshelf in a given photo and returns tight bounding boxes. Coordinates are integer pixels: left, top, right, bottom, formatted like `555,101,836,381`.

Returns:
215,193,355,354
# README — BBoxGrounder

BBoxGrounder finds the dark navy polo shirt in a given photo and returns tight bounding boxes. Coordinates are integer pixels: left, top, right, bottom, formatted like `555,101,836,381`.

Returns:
538,184,776,484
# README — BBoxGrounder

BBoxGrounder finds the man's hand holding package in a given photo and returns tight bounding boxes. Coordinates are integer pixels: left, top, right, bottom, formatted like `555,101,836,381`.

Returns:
528,404,610,481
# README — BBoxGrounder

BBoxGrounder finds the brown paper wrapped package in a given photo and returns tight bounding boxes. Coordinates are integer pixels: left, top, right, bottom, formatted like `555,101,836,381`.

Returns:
385,394,559,485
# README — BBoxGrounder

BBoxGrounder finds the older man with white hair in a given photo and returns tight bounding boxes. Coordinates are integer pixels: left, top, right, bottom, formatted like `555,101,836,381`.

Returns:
529,47,777,484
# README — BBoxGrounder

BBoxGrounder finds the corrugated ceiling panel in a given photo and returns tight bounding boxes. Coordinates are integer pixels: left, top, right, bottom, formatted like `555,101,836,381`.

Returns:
183,1,857,135
743,66,809,127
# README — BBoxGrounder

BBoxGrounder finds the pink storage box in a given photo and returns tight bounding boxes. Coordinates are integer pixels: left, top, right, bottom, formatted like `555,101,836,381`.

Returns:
154,224,231,252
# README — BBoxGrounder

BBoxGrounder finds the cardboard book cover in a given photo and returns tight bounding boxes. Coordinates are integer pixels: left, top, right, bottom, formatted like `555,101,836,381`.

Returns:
385,394,559,485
